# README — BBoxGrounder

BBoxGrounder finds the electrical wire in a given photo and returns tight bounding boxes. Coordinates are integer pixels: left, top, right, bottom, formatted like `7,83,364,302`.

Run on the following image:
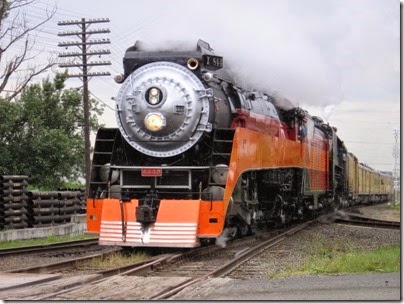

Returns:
89,91,116,112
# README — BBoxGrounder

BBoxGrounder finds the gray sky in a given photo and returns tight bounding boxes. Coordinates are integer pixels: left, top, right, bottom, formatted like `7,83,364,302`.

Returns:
3,0,400,172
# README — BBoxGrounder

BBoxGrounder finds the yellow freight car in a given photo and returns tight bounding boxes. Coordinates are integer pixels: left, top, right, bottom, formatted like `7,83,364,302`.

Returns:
347,152,359,203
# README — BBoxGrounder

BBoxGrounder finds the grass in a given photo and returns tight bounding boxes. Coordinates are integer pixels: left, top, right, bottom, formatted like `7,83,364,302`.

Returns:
78,251,150,269
27,182,84,191
269,234,400,278
301,245,400,274
0,234,96,250
0,233,150,270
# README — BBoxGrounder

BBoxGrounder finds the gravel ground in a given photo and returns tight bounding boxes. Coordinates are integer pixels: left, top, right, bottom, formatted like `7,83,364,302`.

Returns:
0,203,399,301
263,222,400,278
235,203,401,279
176,203,401,301
358,203,400,221
0,203,399,275
0,245,119,272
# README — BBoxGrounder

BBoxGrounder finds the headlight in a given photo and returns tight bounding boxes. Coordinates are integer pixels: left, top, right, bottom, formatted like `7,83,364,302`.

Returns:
146,87,162,105
144,113,166,132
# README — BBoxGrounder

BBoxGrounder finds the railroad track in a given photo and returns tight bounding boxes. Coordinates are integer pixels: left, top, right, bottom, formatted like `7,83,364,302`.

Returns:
146,221,314,300
1,238,122,275
3,210,397,300
0,238,99,257
18,221,311,300
26,253,182,300
7,250,121,274
334,213,400,230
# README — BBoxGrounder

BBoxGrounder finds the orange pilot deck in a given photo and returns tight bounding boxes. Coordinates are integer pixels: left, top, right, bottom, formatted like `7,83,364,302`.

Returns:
95,198,225,247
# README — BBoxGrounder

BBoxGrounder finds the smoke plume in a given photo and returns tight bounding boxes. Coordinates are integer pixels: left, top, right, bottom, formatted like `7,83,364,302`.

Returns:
115,0,398,114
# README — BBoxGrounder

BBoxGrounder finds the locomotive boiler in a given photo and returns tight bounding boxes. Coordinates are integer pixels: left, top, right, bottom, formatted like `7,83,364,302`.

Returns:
86,40,392,247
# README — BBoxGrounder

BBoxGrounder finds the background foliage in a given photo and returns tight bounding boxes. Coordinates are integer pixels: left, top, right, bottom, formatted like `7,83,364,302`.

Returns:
0,72,104,189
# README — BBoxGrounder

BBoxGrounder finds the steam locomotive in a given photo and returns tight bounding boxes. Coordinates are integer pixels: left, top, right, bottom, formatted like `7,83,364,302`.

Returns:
86,40,393,247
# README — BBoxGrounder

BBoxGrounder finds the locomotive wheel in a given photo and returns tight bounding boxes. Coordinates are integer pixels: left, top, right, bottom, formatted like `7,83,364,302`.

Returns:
237,225,249,237
247,224,257,236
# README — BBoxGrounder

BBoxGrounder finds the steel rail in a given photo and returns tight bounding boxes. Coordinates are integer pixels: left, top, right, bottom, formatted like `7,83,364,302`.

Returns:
33,253,182,300
334,217,400,230
7,250,119,274
148,220,315,300
0,238,99,256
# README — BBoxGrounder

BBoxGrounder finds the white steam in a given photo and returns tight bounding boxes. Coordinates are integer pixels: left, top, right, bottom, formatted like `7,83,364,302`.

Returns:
215,227,235,248
117,0,398,111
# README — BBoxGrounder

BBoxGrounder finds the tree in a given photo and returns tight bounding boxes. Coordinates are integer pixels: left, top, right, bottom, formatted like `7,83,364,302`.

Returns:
0,96,22,173
0,72,104,189
0,0,56,100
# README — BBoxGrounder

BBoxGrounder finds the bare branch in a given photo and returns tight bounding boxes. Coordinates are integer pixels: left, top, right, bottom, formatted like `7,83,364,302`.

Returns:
8,0,35,10
7,61,55,100
0,39,28,91
0,0,57,99
1,7,55,54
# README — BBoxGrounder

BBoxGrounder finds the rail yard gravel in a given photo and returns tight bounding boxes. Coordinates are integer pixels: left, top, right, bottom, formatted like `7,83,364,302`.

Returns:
0,245,119,272
230,204,400,280
239,220,400,280
0,204,399,278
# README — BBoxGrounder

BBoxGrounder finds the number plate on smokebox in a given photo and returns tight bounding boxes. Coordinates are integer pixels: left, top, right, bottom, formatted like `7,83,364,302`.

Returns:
202,55,223,70
141,168,162,177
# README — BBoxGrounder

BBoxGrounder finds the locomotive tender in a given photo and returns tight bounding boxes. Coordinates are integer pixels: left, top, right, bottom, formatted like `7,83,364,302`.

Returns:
86,40,392,247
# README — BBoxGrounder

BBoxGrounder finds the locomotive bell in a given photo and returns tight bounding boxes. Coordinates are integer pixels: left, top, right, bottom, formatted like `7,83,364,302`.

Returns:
211,164,228,185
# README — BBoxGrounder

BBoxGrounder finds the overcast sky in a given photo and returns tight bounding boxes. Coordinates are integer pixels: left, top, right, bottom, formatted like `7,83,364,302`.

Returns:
4,0,401,173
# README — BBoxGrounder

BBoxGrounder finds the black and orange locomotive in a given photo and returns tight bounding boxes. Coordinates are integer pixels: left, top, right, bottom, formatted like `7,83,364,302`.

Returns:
86,40,393,248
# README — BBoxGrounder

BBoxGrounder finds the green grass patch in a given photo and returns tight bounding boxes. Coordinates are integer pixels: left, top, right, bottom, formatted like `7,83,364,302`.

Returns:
78,251,150,269
269,234,400,279
27,181,84,191
0,234,96,250
62,181,85,189
302,245,400,274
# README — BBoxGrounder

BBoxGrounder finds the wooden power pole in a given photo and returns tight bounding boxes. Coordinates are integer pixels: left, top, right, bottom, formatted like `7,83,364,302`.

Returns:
57,18,111,194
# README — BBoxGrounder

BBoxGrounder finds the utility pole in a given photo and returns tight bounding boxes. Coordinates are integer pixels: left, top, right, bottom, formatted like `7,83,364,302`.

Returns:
57,18,111,194
392,128,400,205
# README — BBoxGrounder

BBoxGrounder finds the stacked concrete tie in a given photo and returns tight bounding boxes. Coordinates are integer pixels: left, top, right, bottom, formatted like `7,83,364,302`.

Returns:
0,175,29,229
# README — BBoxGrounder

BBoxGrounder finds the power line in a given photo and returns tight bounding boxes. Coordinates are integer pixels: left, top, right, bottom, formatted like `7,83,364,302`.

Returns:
89,91,116,112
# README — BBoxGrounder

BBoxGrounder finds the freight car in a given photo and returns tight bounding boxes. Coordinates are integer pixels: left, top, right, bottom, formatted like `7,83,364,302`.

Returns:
86,40,393,248
346,153,392,204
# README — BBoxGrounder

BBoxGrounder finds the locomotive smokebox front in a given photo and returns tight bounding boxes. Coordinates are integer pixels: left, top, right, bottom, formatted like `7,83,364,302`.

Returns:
115,61,213,158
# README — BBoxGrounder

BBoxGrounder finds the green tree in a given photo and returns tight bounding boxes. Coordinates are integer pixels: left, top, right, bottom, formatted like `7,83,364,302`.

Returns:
0,98,22,173
0,72,104,189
